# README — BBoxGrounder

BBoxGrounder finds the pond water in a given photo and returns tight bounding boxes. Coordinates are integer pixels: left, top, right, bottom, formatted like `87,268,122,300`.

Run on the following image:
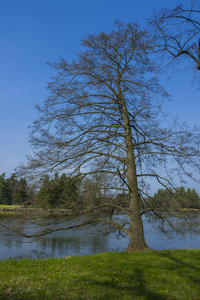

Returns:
0,212,200,260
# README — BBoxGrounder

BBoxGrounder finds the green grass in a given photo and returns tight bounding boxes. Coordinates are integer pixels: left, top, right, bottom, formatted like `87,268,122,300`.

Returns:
0,205,21,209
0,250,200,299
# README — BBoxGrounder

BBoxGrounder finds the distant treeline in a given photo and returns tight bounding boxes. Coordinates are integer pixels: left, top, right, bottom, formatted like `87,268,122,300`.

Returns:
0,173,110,209
0,173,200,210
147,187,200,210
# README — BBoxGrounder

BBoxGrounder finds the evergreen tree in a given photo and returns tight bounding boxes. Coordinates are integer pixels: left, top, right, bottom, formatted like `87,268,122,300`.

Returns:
37,175,52,207
0,173,7,204
15,178,29,205
6,174,18,205
37,173,80,208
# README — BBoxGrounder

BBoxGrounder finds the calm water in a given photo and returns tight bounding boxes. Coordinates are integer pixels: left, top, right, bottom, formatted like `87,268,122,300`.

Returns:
0,213,200,260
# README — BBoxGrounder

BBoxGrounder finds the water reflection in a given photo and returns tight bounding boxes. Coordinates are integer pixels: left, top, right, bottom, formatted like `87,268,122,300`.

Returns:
38,235,109,257
0,212,199,260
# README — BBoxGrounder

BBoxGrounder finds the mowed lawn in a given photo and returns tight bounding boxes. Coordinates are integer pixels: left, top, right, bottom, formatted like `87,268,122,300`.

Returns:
0,250,199,299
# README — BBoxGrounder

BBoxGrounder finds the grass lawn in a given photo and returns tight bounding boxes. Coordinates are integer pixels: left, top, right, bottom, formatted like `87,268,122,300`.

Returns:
0,250,199,299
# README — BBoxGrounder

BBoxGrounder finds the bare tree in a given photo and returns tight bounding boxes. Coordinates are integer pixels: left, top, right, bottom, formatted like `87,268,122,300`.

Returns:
4,21,200,251
149,1,200,75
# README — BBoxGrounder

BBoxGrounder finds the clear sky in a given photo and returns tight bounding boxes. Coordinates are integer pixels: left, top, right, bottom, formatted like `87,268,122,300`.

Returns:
0,0,199,191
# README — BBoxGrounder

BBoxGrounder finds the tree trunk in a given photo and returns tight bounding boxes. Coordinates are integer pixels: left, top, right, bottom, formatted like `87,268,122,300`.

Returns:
119,87,149,251
127,193,149,251
126,158,149,251
126,134,149,251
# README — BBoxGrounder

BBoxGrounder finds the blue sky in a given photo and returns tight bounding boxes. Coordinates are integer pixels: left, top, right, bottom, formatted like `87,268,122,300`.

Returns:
0,0,199,191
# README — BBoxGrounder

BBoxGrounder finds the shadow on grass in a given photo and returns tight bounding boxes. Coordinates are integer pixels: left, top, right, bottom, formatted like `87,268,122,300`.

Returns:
157,251,200,272
83,266,173,300
77,251,200,299
156,251,200,290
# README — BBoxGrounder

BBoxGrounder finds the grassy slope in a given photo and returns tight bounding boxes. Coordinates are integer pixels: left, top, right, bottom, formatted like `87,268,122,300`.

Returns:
0,250,200,300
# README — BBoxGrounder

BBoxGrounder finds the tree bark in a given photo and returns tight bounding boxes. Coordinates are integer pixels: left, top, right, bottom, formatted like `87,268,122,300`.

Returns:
127,186,149,251
119,89,149,251
126,154,149,251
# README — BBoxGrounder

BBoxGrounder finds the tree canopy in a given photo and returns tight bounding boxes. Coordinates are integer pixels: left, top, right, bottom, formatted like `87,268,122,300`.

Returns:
4,20,200,251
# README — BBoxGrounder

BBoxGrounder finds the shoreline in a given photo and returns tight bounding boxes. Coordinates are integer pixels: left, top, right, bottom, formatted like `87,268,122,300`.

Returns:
0,205,199,215
0,206,75,215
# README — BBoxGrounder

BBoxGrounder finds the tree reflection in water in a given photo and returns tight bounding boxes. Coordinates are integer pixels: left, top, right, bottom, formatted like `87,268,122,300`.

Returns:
0,212,199,260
